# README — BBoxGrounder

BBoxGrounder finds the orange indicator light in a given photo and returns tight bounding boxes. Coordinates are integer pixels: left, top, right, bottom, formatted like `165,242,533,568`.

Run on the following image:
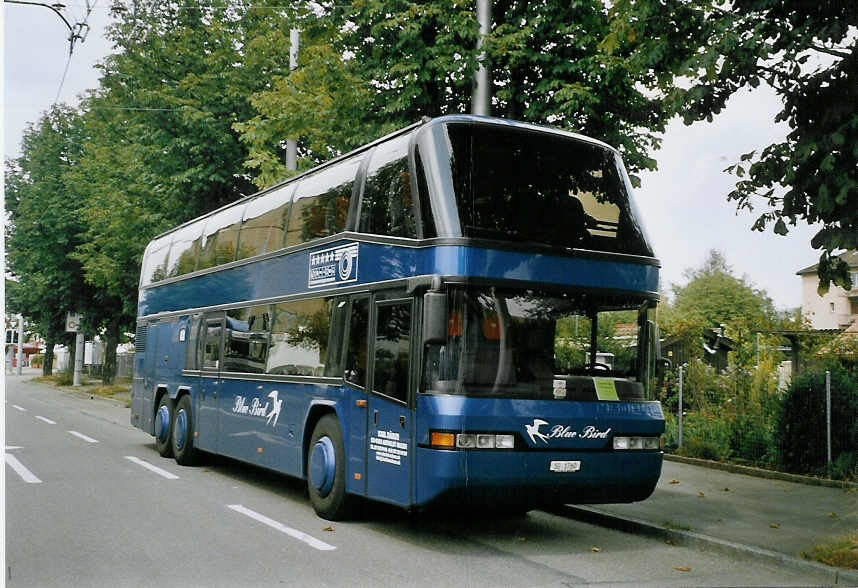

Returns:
430,432,455,447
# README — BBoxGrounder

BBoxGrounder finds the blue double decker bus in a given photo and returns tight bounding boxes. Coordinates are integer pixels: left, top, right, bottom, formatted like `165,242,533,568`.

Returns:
132,116,664,519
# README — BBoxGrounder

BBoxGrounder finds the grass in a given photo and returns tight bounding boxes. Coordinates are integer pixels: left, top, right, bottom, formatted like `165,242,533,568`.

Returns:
31,373,131,405
803,534,858,570
662,520,692,532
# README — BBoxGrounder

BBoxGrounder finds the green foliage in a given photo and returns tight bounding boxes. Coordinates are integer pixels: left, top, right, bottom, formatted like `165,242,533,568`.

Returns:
605,1,858,290
775,365,858,478
675,409,733,462
666,251,777,333
240,0,687,187
5,106,92,363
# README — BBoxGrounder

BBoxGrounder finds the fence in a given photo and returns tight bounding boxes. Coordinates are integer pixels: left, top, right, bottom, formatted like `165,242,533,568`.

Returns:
660,360,858,482
83,352,134,380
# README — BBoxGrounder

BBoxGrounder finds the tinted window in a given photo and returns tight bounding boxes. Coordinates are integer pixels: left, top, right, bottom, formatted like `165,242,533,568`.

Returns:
345,298,369,387
166,223,203,278
184,316,202,370
197,206,244,270
285,157,362,246
202,321,222,369
267,298,333,376
236,185,293,260
141,235,172,285
223,306,271,373
359,136,416,238
373,302,411,403
439,124,653,256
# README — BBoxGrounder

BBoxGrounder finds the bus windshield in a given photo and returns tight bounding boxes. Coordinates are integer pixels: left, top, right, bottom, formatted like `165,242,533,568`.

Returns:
441,123,653,257
422,286,651,400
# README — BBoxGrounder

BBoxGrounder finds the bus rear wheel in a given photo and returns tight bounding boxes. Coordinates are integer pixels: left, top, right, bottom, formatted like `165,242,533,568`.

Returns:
172,395,198,466
154,395,173,458
307,415,351,520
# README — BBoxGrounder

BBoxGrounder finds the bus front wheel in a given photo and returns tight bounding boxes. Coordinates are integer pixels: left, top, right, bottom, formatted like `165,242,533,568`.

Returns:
172,395,198,466
307,415,351,520
154,395,173,458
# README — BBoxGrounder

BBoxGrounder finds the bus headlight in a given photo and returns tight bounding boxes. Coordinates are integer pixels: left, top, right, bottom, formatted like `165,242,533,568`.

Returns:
613,436,661,451
430,431,516,449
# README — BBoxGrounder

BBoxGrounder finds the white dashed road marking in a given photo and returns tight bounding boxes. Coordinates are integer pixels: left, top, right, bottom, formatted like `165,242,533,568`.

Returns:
68,431,99,443
124,456,179,480
227,504,336,551
12,405,27,412
6,454,42,484
35,416,56,425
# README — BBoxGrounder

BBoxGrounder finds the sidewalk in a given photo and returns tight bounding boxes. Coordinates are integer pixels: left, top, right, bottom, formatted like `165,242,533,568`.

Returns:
564,457,858,583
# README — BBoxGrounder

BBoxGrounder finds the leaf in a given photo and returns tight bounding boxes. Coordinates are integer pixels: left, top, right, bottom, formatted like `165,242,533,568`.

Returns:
697,492,705,498
673,566,691,572
669,479,680,485
323,526,334,532
770,523,780,529
590,546,601,552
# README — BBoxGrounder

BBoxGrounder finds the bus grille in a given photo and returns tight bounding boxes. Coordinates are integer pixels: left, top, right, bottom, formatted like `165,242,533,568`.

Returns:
135,324,147,353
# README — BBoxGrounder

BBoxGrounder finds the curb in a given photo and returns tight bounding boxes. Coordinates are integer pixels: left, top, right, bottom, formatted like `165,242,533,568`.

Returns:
664,454,858,490
555,505,858,586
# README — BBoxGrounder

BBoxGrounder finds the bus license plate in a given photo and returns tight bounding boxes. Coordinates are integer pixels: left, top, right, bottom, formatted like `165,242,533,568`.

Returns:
550,460,581,473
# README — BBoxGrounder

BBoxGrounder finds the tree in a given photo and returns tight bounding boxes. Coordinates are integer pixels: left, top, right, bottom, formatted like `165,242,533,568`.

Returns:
234,18,378,188
605,0,858,291
665,250,778,332
5,106,92,375
69,0,297,369
240,0,699,187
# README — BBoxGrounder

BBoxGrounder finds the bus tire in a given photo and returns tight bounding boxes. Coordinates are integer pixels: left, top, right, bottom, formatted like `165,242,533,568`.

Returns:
154,394,173,458
307,415,351,520
172,395,198,466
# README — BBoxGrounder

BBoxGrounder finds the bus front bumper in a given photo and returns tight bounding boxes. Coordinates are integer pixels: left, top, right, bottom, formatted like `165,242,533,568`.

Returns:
414,447,663,509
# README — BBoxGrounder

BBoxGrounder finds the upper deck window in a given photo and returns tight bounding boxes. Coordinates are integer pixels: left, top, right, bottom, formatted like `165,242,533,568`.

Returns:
140,236,172,286
359,135,417,238
438,123,653,257
197,206,244,270
165,223,203,278
285,156,362,247
236,184,294,260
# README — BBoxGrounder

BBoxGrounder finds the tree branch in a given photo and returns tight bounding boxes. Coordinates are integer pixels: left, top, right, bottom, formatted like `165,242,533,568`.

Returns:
808,43,850,59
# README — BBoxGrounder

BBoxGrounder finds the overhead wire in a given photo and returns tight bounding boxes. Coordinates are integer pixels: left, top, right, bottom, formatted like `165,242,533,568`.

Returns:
52,0,98,103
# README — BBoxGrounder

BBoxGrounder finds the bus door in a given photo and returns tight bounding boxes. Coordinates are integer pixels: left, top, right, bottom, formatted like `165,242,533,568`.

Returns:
366,297,414,506
196,312,224,453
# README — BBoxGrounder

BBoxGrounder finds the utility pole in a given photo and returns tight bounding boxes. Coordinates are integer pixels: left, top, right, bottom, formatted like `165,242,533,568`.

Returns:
471,0,492,116
73,332,84,386
285,28,300,172
16,315,24,376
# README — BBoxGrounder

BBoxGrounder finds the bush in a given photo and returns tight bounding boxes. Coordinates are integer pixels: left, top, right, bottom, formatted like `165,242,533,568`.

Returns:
676,410,733,461
727,406,776,466
775,364,858,477
30,354,44,368
55,370,74,386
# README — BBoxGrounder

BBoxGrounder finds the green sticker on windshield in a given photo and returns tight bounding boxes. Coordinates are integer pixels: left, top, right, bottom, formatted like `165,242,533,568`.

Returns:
594,378,619,401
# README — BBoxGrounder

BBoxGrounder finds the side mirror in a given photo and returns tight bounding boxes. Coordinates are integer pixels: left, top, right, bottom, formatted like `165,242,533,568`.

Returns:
423,291,447,346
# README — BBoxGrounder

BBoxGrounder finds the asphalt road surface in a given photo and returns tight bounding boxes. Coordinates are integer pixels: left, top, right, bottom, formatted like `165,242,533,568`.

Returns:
5,375,834,587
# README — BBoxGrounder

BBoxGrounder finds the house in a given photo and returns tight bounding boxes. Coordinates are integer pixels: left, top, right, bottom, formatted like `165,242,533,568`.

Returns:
797,251,858,330
662,325,734,372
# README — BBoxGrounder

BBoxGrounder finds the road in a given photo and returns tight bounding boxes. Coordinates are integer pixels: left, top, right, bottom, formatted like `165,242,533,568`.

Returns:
5,375,835,587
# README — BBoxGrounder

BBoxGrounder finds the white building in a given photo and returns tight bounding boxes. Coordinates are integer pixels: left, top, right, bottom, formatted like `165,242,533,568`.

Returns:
797,251,858,330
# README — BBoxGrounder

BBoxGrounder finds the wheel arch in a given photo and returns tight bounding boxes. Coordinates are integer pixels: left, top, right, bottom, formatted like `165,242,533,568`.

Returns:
302,400,340,478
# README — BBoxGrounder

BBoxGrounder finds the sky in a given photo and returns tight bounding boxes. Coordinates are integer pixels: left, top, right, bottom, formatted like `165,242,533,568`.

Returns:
3,4,823,311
